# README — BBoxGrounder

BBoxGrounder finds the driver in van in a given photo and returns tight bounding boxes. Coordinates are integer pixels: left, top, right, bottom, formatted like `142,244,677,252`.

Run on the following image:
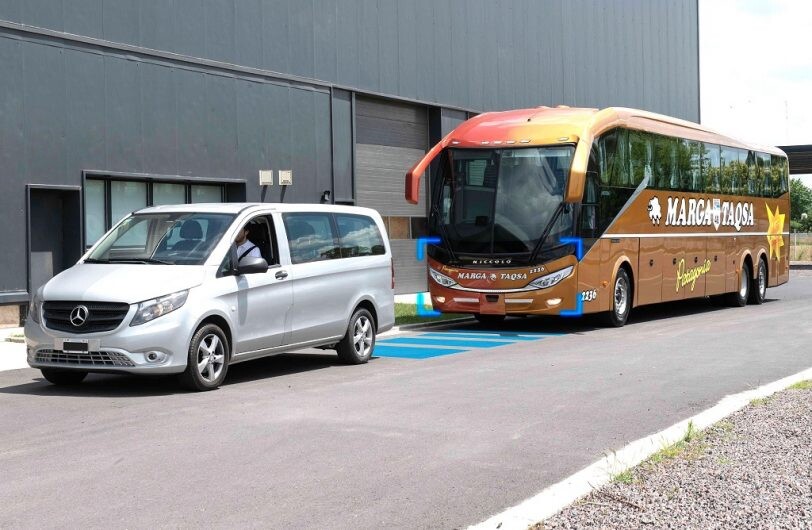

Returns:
235,224,262,262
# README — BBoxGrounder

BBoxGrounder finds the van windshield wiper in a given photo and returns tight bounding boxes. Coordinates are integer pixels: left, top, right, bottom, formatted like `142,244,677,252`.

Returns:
106,257,172,265
83,258,110,264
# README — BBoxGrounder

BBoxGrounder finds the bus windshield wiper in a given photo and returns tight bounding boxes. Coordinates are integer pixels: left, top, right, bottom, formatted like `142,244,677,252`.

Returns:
528,202,566,264
431,204,457,262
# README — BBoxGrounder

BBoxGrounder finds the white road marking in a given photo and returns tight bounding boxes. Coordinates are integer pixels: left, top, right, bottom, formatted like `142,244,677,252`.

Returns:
470,364,812,530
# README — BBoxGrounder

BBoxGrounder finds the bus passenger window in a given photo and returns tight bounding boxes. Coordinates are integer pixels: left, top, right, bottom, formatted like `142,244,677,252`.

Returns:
746,151,759,196
703,143,721,194
758,153,771,197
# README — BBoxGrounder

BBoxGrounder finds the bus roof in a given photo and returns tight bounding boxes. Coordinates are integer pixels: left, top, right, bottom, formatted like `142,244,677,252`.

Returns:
448,106,785,156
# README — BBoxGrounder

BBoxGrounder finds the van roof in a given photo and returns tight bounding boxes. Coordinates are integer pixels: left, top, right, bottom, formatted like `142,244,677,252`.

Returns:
137,202,383,217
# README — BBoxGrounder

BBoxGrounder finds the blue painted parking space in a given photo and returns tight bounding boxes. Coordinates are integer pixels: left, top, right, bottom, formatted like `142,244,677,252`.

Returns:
373,330,556,360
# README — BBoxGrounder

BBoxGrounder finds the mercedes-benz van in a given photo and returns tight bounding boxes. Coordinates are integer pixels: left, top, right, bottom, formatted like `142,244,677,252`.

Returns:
25,203,395,390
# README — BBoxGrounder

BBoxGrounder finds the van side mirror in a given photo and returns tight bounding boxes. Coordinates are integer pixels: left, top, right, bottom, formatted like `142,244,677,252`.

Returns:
237,256,269,275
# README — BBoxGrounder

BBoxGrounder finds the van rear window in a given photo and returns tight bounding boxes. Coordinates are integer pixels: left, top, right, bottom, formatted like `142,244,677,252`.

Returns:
336,214,386,257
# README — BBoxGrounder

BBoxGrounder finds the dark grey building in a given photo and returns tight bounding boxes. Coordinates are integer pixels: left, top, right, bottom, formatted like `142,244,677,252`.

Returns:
0,0,699,322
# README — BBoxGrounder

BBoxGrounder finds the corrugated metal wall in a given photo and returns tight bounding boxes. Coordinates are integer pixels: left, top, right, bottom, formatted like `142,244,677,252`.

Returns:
0,0,700,299
0,0,700,118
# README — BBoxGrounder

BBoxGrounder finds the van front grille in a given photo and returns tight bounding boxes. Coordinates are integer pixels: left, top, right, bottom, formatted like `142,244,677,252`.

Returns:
43,301,130,333
35,349,135,367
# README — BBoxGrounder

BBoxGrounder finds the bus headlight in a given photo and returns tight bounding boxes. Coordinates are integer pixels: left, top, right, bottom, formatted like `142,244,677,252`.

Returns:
527,266,573,290
429,268,457,288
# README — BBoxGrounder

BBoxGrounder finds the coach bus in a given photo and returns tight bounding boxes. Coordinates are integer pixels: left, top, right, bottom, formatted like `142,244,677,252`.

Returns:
405,106,790,326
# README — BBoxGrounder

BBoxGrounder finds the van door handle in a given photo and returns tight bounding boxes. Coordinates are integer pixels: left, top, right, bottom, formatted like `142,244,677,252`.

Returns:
275,270,288,280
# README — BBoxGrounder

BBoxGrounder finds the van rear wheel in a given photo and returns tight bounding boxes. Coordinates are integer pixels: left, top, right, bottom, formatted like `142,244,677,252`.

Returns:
337,308,375,364
41,368,87,386
178,324,229,391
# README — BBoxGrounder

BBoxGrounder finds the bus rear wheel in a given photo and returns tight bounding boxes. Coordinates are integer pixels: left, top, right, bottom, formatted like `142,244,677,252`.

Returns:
748,258,767,305
604,268,631,327
727,262,750,307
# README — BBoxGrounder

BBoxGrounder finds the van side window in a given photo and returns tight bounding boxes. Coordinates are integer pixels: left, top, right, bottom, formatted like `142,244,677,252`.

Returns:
283,213,340,264
336,214,385,257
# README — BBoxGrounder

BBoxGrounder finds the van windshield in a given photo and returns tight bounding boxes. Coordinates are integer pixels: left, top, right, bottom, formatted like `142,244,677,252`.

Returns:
86,212,235,265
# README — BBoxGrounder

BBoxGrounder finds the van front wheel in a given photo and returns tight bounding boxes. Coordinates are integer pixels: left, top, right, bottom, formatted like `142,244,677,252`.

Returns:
337,308,375,364
179,324,230,391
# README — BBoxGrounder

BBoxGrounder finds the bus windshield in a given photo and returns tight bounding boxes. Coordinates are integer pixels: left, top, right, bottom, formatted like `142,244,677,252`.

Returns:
431,146,574,260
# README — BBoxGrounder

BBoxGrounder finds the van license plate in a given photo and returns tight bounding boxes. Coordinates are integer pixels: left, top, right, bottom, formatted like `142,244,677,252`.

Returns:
55,338,100,353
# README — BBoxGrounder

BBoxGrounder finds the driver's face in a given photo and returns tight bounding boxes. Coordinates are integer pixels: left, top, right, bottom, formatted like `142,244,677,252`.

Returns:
235,227,248,244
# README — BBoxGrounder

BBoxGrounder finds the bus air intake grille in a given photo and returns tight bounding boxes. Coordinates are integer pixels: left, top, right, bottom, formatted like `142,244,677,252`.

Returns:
43,301,130,333
35,349,135,367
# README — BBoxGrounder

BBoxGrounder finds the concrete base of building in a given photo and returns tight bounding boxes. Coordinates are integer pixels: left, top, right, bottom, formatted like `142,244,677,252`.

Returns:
0,305,22,328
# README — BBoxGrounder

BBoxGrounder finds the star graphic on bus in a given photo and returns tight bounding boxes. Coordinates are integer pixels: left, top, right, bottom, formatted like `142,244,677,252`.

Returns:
766,204,785,261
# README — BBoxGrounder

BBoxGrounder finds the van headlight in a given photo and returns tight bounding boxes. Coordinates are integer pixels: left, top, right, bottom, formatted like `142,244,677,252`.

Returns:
429,268,457,288
527,266,573,290
28,292,43,324
130,290,189,326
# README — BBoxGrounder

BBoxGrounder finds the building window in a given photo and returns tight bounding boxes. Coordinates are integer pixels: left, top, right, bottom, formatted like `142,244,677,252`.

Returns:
84,177,224,247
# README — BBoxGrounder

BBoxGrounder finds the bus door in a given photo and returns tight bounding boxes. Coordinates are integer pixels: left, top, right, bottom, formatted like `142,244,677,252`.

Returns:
637,238,663,305
661,237,685,302
705,237,726,296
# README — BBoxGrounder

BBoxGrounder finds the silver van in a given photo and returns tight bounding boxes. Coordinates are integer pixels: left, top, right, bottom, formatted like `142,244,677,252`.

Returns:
25,203,395,390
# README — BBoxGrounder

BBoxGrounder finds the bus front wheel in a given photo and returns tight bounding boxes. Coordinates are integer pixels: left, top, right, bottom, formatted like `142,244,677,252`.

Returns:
604,268,631,327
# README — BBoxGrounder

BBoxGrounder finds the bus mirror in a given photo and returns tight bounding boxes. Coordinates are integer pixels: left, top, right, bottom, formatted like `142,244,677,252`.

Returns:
405,134,452,204
564,139,590,203
406,167,421,204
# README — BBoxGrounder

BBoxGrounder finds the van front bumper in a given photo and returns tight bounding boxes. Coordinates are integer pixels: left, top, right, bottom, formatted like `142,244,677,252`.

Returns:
25,309,192,375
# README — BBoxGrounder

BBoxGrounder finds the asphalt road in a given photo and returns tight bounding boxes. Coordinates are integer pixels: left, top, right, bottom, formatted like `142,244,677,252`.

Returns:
2,272,812,529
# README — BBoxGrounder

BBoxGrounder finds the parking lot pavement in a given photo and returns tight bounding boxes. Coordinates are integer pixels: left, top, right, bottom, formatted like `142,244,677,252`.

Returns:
2,272,812,529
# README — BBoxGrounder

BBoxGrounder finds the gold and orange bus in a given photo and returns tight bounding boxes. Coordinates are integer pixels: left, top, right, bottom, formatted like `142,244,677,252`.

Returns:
405,106,790,326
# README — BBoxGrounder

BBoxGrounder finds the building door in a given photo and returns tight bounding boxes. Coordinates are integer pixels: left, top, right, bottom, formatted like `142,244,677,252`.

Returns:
355,96,428,294
27,187,82,294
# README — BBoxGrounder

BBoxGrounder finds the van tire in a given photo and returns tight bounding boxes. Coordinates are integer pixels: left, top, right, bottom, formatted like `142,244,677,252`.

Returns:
178,324,230,391
749,258,767,305
727,262,750,307
337,308,375,365
604,268,631,327
41,368,87,385
474,314,506,326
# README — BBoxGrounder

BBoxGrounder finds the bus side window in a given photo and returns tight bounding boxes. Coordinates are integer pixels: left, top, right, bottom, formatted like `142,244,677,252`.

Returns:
703,143,721,194
746,151,759,196
771,155,787,197
629,130,652,187
758,152,771,197
734,149,748,196
720,146,736,195
579,146,600,242
652,134,677,190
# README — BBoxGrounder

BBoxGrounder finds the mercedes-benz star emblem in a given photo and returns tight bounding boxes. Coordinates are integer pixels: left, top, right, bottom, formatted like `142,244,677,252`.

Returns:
69,305,89,327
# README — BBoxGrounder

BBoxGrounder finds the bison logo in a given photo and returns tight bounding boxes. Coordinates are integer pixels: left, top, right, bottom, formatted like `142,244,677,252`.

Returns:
648,197,662,225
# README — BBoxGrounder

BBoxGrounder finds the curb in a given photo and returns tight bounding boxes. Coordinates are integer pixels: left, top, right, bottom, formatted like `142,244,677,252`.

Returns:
470,365,812,530
790,262,812,270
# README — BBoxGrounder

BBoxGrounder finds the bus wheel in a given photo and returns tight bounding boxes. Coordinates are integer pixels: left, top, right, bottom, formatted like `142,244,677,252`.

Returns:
748,258,767,305
605,268,631,327
727,262,750,307
474,314,506,326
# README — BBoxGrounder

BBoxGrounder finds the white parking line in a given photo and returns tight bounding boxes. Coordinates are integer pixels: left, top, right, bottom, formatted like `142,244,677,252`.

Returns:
470,364,812,530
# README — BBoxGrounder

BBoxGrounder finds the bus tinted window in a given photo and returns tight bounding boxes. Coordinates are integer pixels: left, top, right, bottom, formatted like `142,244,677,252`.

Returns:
652,134,678,190
746,151,758,196
720,146,737,194
678,139,701,192
734,149,748,196
771,155,788,196
757,152,771,197
703,143,721,194
629,130,652,186
598,129,626,186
